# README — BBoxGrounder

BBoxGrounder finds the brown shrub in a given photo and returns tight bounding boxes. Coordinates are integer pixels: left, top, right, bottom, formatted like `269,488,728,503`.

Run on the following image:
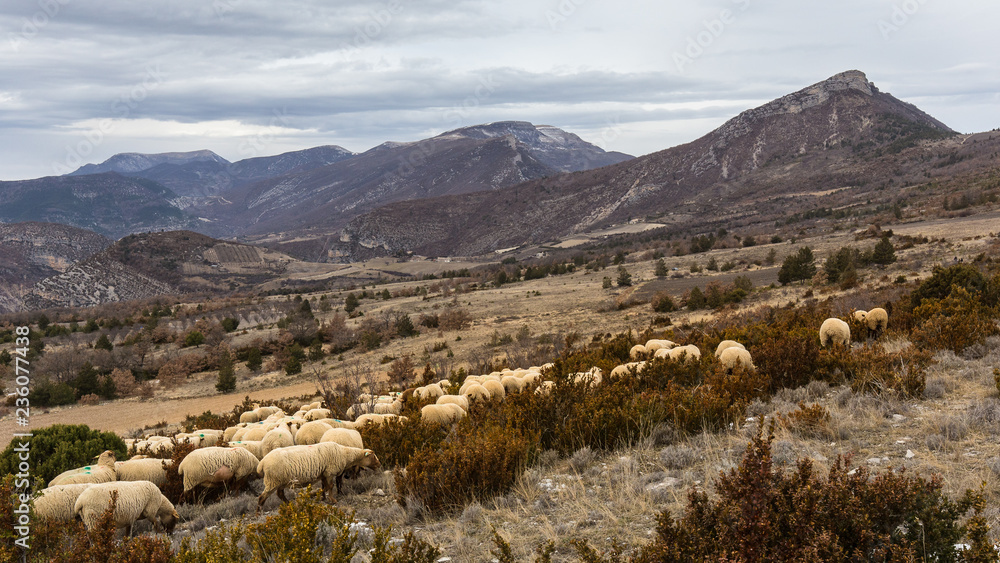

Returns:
911,286,1000,353
109,367,138,397
438,307,472,331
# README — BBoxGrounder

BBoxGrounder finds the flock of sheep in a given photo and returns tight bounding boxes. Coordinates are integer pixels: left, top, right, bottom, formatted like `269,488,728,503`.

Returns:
28,307,887,537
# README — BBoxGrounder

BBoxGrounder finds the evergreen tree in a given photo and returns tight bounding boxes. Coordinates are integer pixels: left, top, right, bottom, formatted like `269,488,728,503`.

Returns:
308,339,325,361
73,362,100,398
778,247,817,285
344,292,359,313
686,287,707,310
216,350,236,393
94,333,114,351
871,236,897,265
602,276,612,289
284,355,302,375
616,266,632,287
654,258,668,278
246,347,262,372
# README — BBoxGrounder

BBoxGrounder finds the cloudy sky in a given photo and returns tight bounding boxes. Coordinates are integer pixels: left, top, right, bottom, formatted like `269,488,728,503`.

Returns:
1,0,997,180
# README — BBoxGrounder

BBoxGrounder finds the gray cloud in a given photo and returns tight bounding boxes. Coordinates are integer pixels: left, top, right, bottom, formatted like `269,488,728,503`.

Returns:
1,0,998,179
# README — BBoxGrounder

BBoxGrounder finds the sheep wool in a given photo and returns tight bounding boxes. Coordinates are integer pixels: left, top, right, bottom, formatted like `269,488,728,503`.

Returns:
256,443,381,507
864,307,888,336
715,340,746,358
535,380,555,396
481,379,506,401
261,421,295,456
320,428,364,449
373,400,402,416
33,484,94,522
177,446,260,493
819,318,851,348
114,458,173,487
295,420,340,445
48,450,117,487
239,411,260,424
668,344,701,364
436,394,470,412
228,440,265,460
304,408,332,421
420,403,467,425
74,481,178,534
629,344,647,360
718,347,755,371
462,383,490,404
500,375,526,394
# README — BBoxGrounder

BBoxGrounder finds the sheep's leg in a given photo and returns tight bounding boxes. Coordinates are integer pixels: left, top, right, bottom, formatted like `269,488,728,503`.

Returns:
276,486,289,503
336,473,343,495
257,487,275,512
320,474,334,502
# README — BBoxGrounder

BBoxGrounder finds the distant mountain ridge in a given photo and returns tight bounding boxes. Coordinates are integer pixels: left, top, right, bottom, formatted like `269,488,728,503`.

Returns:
69,150,229,176
342,70,965,257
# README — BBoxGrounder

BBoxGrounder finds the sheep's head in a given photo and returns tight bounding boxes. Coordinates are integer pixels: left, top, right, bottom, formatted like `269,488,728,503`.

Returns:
96,450,116,467
159,504,179,533
359,450,381,472
853,310,868,323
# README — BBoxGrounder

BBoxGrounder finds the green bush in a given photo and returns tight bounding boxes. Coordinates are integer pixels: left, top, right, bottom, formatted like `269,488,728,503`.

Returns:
0,424,126,487
909,264,989,309
220,317,239,332
184,330,205,347
777,246,816,285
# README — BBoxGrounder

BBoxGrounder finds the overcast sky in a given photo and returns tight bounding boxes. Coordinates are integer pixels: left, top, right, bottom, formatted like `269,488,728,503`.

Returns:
1,0,997,180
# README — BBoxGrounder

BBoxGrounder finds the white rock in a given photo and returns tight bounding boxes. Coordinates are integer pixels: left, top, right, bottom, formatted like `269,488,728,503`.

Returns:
905,450,915,459
866,458,881,466
892,414,906,422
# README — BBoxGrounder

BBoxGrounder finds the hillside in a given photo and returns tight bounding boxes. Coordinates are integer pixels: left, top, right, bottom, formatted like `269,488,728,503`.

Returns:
22,230,294,309
0,222,111,313
343,70,980,257
0,173,195,238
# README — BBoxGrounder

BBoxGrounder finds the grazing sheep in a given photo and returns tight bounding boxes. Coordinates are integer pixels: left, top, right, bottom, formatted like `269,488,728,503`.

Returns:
261,421,295,456
227,441,265,460
374,400,402,416
320,428,364,449
482,379,506,401
256,443,381,508
609,361,646,378
714,340,745,358
644,339,675,353
295,420,340,445
354,413,403,428
415,383,445,401
420,403,467,425
820,318,851,348
49,450,117,487
304,408,332,421
436,394,470,412
74,481,178,534
500,375,526,394
629,344,647,360
853,310,868,323
718,347,755,371
521,372,542,386
858,307,888,338
535,380,555,397
177,446,260,494
570,367,603,388
667,344,701,364
462,383,490,404
239,411,260,424
114,458,173,487
33,484,93,522
240,423,272,442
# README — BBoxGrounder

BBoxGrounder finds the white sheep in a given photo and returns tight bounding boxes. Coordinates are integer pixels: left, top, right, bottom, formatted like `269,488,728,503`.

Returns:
261,421,294,456
32,484,94,522
718,347,755,371
256,443,381,508
74,481,178,535
295,420,340,445
521,372,542,386
414,383,445,401
500,375,526,394
667,344,701,364
374,400,402,416
114,458,173,488
535,380,555,396
354,413,404,428
177,446,260,494
228,440,266,460
714,340,746,358
609,361,646,378
482,379,506,401
320,428,364,449
856,307,888,338
241,423,273,442
239,411,260,424
436,394,470,412
645,339,675,352
223,424,246,442
304,408,332,421
462,383,490,404
570,367,603,388
820,318,851,348
629,344,647,359
48,450,117,487
420,403,467,425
